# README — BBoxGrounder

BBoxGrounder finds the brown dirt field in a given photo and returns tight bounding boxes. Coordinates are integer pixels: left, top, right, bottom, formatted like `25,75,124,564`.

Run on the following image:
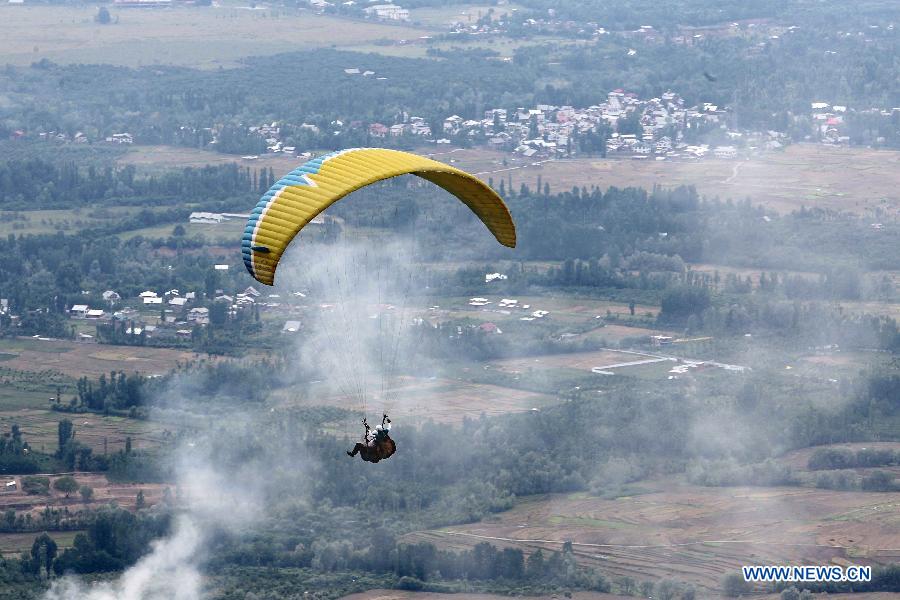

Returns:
0,337,207,378
272,376,556,425
402,481,900,595
0,408,172,454
0,6,428,68
446,144,900,216
0,472,167,514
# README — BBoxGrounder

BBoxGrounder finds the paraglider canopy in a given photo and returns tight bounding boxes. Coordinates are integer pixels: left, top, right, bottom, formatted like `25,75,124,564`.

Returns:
242,148,516,285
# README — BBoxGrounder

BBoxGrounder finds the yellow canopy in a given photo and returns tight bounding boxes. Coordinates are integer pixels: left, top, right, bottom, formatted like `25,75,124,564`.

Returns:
242,148,516,285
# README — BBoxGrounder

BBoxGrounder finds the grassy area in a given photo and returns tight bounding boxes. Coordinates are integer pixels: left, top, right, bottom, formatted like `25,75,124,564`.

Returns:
438,144,900,217
0,207,146,236
404,482,900,594
0,337,206,378
119,219,245,243
0,5,429,68
0,530,83,558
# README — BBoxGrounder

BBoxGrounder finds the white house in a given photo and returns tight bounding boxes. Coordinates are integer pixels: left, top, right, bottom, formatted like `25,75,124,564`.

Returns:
70,304,89,318
189,212,226,224
282,320,302,333
364,4,410,21
714,146,738,159
187,307,209,324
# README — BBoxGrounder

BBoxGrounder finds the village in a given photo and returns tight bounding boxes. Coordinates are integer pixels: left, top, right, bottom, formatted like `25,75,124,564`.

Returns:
13,87,885,163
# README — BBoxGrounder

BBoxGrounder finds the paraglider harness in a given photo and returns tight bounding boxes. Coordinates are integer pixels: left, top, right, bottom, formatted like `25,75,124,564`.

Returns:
347,414,396,463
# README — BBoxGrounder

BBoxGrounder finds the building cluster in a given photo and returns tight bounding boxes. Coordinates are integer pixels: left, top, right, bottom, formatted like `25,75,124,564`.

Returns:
431,90,771,160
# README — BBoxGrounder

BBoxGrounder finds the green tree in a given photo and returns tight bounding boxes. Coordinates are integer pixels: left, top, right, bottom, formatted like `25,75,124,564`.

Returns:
31,532,58,577
53,476,79,498
96,6,111,24
79,485,94,503
722,573,751,597
136,489,146,509
57,419,74,457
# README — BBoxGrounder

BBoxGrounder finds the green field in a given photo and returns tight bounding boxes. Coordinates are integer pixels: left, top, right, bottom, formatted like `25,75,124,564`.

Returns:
0,207,147,236
0,530,83,558
0,5,430,68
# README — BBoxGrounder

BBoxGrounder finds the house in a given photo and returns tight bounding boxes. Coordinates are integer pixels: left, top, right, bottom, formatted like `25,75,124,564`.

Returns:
364,4,410,21
282,320,302,333
168,297,187,307
714,146,738,159
77,333,96,343
3,480,15,492
655,136,673,153
143,296,163,305
633,142,651,155
243,286,261,298
368,123,389,138
70,304,89,318
102,290,120,303
479,322,502,334
187,307,209,323
85,309,105,319
650,335,674,346
443,115,463,134
139,291,158,299
189,212,226,224
106,133,133,144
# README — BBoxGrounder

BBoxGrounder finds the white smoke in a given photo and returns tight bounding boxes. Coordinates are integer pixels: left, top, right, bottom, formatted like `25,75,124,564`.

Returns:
45,236,417,600
45,516,204,600
45,425,271,600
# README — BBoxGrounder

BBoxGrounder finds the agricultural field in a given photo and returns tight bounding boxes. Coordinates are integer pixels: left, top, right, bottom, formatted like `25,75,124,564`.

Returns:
442,145,900,217
0,5,427,68
0,472,167,515
0,207,152,236
271,375,557,426
0,530,83,558
0,337,206,379
119,218,245,244
403,481,900,595
120,142,900,222
437,295,659,324
0,408,172,454
118,145,303,174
